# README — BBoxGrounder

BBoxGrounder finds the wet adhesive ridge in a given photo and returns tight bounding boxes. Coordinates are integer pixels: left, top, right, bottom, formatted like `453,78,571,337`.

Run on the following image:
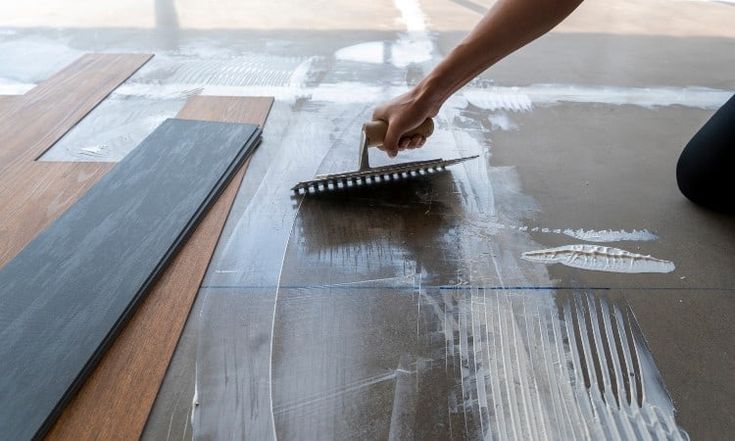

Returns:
471,219,659,243
563,228,658,243
462,85,732,110
435,289,689,441
521,244,675,274
565,294,689,441
162,57,300,87
461,91,534,112
125,53,308,89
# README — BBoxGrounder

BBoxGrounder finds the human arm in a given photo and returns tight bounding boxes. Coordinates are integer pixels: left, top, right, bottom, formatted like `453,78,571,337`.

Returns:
373,0,584,157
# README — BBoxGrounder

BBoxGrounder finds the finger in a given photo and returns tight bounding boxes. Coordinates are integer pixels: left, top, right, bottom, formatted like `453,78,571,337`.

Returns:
412,137,426,149
399,137,412,150
382,123,402,155
408,135,423,149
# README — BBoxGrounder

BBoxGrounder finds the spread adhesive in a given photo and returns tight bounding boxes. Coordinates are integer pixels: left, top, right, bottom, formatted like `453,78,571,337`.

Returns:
521,244,675,273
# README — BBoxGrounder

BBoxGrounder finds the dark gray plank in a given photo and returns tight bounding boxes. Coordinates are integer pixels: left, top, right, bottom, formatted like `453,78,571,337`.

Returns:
0,118,261,441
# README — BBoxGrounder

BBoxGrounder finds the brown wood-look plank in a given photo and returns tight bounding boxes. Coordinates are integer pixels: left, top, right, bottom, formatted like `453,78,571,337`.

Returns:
177,95,275,124
0,95,20,115
44,96,274,441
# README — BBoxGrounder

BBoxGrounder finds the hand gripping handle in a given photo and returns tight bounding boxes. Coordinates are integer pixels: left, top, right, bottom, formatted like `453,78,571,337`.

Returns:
362,118,434,147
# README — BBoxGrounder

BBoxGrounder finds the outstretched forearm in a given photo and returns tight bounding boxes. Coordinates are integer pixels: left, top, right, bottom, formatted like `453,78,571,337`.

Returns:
373,0,583,156
418,0,584,112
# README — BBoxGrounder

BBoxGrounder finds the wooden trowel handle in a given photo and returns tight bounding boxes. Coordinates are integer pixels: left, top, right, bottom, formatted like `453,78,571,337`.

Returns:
363,118,434,147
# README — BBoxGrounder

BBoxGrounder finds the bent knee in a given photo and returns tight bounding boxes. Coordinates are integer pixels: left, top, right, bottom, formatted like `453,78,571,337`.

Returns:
676,144,732,213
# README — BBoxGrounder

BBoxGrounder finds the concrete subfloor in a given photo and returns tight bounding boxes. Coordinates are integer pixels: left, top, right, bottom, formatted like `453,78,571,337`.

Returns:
1,0,734,440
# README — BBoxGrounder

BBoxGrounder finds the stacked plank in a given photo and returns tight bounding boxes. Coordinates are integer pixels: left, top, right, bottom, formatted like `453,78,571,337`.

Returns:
0,54,274,440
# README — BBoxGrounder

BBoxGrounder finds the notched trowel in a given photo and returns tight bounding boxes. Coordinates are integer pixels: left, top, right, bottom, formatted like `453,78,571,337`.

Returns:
291,118,479,195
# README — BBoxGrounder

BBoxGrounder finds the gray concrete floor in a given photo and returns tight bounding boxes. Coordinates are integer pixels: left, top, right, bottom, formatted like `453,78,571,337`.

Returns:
1,0,734,440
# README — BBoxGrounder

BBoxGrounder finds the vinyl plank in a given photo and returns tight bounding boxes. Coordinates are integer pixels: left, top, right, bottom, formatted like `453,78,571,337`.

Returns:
0,95,20,115
45,96,274,441
0,118,261,441
176,95,274,124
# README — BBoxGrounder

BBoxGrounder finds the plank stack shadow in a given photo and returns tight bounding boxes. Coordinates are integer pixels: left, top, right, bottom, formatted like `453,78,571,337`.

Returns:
0,118,261,441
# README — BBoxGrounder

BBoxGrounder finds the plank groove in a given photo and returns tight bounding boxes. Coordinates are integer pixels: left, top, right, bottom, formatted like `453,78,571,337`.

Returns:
45,96,274,441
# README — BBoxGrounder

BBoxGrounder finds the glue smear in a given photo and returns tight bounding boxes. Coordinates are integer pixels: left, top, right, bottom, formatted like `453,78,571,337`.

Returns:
522,244,675,273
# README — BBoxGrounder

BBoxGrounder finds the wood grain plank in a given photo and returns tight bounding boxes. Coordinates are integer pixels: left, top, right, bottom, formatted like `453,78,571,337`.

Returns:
0,95,20,116
176,95,274,124
45,96,274,441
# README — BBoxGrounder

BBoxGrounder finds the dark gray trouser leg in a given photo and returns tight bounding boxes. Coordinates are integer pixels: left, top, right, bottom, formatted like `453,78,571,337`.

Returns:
676,94,735,213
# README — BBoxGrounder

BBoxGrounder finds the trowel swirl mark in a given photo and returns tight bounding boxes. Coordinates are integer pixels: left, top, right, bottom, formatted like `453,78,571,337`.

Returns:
564,294,689,440
469,218,659,243
430,289,688,440
563,228,658,243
